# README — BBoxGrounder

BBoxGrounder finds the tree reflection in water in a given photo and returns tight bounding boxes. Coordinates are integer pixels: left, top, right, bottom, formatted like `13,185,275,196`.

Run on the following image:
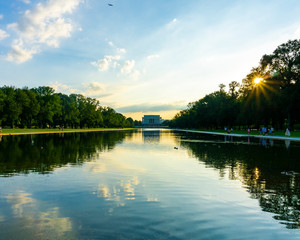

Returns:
178,132,300,229
0,131,132,176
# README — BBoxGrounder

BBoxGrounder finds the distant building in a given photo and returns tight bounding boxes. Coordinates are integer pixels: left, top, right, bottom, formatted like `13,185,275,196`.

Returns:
142,115,163,126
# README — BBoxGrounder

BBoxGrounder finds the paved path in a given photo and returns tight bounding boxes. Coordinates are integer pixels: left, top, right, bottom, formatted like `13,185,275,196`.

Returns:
174,129,300,142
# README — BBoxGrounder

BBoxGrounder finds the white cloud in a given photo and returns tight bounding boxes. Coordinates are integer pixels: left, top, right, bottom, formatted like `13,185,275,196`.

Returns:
116,101,186,113
91,55,121,72
85,82,105,91
92,42,138,79
7,0,81,63
130,69,140,80
166,18,178,30
82,82,109,97
92,41,131,74
147,54,160,60
107,41,126,53
0,29,9,40
121,60,135,74
118,48,126,53
21,0,31,4
91,58,109,72
49,81,78,93
80,82,141,101
6,40,38,63
0,14,3,20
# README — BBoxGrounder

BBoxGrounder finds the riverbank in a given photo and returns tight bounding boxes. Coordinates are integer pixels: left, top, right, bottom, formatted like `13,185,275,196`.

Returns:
175,129,300,142
0,128,136,136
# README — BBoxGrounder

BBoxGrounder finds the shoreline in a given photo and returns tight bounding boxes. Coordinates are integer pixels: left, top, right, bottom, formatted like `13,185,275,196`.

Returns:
174,129,300,142
0,128,136,136
1,128,299,142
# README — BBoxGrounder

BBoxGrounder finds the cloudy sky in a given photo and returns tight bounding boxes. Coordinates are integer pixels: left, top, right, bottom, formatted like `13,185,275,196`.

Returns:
1,0,300,120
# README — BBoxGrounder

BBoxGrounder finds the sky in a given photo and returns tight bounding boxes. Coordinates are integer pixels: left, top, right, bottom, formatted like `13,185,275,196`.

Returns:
1,0,300,120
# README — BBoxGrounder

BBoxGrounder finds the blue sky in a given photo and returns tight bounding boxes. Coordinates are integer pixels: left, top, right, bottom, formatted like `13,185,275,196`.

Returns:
1,0,300,120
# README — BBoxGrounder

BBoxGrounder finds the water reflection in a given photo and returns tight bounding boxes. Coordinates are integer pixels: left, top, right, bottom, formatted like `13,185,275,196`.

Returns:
0,131,132,176
142,129,161,143
1,130,300,237
285,140,291,149
224,135,233,143
259,138,276,148
97,176,139,201
179,132,300,229
4,190,74,239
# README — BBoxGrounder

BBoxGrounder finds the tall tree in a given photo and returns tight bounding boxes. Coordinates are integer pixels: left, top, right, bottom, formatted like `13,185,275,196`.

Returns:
33,86,62,128
0,89,6,125
24,89,40,127
1,86,22,127
260,39,300,129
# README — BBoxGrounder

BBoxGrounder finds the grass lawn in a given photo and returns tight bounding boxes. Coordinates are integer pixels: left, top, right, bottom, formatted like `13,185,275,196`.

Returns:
191,129,300,138
1,127,300,138
0,128,135,135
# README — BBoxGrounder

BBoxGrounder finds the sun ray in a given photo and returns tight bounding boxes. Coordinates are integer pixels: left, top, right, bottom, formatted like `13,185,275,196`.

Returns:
254,77,263,84
245,77,277,107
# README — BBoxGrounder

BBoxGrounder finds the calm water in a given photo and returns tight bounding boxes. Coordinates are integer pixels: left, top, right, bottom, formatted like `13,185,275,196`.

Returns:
0,129,299,240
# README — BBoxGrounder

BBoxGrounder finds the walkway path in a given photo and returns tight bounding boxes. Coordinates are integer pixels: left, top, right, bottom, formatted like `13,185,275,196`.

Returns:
175,129,300,142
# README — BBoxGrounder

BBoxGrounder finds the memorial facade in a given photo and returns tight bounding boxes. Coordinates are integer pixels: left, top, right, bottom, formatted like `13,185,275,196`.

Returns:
142,115,162,126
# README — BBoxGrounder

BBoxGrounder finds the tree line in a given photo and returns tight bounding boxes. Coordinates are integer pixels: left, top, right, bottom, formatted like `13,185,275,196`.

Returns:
0,86,135,128
169,39,300,130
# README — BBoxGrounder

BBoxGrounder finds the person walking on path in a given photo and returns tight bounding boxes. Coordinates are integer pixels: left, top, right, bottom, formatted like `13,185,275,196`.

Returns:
270,127,274,135
264,127,268,136
285,128,290,137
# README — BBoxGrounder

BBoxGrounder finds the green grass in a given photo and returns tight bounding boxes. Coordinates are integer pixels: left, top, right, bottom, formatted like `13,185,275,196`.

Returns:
190,129,300,138
0,128,134,134
1,127,300,138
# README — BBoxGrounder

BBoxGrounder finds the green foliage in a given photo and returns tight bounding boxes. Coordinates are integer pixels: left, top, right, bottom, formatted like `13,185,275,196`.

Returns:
101,107,129,128
170,39,300,130
134,120,142,126
1,86,22,128
0,86,133,129
126,117,134,127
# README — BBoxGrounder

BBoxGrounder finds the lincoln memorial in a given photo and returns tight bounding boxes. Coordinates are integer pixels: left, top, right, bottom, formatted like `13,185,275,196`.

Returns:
142,115,162,126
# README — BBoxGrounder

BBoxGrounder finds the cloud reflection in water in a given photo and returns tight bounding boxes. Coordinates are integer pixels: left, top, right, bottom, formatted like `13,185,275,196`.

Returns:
5,191,74,239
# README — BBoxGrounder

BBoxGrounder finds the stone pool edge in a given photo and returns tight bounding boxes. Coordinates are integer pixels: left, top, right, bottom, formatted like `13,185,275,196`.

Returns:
174,129,300,142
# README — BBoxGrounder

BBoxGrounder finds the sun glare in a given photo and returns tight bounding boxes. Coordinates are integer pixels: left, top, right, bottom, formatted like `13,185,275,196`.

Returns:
254,77,263,84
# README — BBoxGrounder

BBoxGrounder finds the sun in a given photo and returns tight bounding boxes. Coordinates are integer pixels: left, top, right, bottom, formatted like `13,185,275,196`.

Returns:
254,77,263,84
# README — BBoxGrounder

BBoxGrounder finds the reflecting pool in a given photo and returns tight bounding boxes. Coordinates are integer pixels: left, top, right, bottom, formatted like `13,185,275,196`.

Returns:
0,129,299,239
